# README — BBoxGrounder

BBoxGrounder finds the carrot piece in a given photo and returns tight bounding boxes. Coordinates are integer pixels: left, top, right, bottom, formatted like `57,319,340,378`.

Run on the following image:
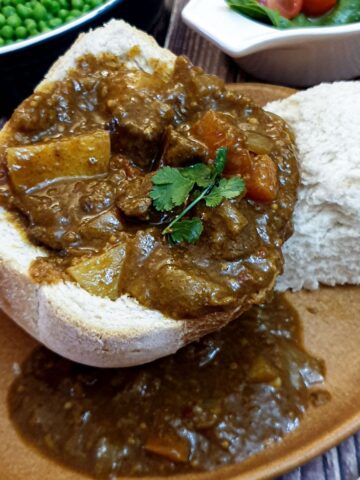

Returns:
191,111,251,176
191,112,278,202
246,154,279,203
144,434,190,463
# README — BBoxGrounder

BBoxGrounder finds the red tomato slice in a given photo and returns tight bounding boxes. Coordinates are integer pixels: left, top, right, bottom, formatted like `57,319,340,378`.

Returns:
266,0,303,19
302,0,336,16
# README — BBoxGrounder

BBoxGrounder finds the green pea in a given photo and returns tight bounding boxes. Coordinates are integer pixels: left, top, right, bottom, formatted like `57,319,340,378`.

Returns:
89,0,102,7
58,9,68,20
3,0,12,5
7,14,21,28
28,27,39,36
70,9,81,17
40,25,50,33
3,6,16,17
1,25,13,39
0,37,4,47
5,39,13,45
71,0,83,9
59,0,68,7
48,17,62,28
38,20,47,29
24,18,37,29
15,26,27,39
50,1,61,14
41,0,53,8
16,4,32,19
32,2,47,21
41,0,58,14
66,15,75,22
0,14,6,27
82,4,91,12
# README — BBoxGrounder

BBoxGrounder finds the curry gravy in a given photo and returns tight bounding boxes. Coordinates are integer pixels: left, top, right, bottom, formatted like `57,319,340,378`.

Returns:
0,54,298,319
8,294,327,478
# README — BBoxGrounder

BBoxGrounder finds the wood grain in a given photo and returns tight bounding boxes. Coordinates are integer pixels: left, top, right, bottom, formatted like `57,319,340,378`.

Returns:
1,284,360,480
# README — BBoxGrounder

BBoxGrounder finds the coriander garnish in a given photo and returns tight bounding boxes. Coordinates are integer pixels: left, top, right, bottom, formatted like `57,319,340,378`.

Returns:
150,148,245,244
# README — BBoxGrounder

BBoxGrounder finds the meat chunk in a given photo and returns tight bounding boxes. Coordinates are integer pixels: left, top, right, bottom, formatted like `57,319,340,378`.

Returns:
201,200,260,261
162,127,208,167
121,230,235,319
116,175,153,220
15,178,121,251
106,73,173,169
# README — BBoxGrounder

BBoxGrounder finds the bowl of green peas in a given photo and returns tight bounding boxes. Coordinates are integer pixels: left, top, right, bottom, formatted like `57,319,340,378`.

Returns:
0,0,167,114
0,0,125,50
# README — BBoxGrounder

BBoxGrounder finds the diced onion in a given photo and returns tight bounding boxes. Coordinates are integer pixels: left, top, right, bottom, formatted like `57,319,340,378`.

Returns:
245,132,274,155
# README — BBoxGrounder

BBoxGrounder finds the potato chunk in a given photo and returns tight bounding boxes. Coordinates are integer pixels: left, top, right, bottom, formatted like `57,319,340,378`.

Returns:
67,243,127,300
6,130,110,192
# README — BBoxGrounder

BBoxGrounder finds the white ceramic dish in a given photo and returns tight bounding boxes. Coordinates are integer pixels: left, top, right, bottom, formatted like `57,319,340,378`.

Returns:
182,0,360,86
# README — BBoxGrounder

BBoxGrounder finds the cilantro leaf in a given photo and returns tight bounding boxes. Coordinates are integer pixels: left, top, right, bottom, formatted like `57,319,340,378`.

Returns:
181,163,213,187
150,167,194,212
205,177,246,207
168,218,204,244
150,148,245,244
214,147,228,176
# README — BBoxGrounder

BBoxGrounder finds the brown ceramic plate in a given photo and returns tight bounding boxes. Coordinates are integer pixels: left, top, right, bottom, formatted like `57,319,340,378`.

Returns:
1,84,360,480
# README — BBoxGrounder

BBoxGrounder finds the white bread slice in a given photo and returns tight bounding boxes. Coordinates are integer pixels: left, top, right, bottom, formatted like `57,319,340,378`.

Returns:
266,82,360,291
0,20,272,367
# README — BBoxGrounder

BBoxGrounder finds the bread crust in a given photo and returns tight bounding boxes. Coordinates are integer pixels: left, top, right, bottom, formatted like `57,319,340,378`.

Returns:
0,20,276,367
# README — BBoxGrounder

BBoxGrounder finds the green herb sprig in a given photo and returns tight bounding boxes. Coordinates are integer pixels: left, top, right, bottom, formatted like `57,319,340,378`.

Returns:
150,148,245,244
226,0,291,28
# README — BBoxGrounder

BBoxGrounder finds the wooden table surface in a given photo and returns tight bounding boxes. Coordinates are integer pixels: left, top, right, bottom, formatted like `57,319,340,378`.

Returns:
1,1,359,479
166,2,360,480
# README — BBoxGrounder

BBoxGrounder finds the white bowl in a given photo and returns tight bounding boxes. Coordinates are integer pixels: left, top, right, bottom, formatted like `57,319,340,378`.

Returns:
182,0,360,86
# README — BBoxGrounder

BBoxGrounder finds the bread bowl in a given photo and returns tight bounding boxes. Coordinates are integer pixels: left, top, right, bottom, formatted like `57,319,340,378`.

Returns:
0,20,298,367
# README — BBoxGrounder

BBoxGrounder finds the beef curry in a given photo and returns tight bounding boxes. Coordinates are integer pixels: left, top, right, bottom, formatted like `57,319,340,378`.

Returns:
0,54,298,319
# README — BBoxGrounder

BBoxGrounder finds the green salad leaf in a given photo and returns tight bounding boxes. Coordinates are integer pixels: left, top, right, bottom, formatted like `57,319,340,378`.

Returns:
226,0,360,29
226,0,291,28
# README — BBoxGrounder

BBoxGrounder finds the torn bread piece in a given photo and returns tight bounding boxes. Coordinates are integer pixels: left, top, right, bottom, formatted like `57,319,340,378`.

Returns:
267,82,360,291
